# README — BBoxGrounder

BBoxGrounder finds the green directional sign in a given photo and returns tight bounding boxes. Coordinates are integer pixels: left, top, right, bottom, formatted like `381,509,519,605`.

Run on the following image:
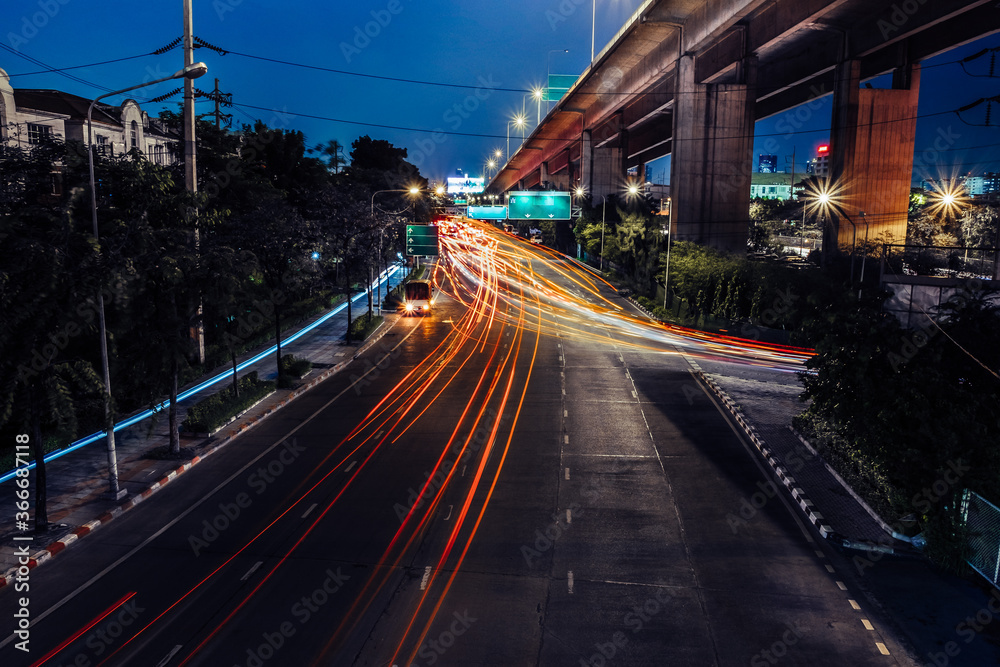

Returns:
507,191,572,220
467,205,507,220
405,224,438,256
544,73,576,101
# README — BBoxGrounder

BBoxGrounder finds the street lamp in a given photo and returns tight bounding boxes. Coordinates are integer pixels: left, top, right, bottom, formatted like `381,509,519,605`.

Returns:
506,115,527,165
530,87,545,125
86,60,208,500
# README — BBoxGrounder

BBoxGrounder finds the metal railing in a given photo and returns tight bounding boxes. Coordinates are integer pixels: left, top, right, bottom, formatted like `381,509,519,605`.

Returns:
964,490,1000,587
880,243,999,281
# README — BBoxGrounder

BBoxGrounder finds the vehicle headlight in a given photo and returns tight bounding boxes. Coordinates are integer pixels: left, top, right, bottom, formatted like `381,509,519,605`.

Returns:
405,303,414,311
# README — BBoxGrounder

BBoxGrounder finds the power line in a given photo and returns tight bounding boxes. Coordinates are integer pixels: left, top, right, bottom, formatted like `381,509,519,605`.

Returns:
4,53,154,78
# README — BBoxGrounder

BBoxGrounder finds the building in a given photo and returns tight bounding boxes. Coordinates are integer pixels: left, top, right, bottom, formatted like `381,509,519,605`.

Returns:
963,173,1000,199
0,67,178,165
757,154,777,173
805,144,830,177
750,172,794,200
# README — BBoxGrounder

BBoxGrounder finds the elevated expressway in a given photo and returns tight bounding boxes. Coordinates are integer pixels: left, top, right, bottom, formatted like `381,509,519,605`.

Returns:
488,0,999,251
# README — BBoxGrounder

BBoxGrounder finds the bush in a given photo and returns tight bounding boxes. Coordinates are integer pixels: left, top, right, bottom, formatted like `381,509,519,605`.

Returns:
281,354,312,378
348,313,383,341
182,371,275,434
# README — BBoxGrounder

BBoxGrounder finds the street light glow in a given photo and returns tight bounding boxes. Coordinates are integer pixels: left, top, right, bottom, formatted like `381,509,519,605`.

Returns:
409,186,420,195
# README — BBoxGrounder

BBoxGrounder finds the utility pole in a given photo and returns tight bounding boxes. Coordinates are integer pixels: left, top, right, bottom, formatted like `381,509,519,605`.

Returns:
183,0,205,363
197,78,232,129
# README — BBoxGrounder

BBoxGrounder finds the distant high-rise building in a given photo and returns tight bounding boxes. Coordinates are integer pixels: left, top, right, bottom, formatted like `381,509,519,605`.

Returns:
805,144,830,177
757,154,777,173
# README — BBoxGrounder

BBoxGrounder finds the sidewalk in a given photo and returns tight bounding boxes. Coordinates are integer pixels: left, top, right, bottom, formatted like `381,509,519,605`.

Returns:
696,357,1000,666
624,293,1000,664
0,267,407,582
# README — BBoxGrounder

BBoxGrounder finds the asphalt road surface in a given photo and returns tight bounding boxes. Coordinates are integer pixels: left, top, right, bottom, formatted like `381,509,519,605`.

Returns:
1,220,913,666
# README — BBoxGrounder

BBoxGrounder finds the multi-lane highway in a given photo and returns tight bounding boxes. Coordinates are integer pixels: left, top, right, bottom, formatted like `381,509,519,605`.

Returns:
1,219,912,666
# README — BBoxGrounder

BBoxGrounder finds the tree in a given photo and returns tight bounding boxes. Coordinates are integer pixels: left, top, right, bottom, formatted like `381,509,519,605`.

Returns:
232,191,316,386
959,205,1000,248
313,139,345,174
0,139,103,530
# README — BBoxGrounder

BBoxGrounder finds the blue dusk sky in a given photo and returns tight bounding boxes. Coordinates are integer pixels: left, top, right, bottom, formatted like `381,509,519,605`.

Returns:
3,0,997,185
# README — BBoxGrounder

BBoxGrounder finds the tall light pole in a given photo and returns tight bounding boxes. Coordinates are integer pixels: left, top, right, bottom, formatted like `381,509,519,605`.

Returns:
87,61,208,500
532,87,544,125
592,0,597,61
506,115,526,165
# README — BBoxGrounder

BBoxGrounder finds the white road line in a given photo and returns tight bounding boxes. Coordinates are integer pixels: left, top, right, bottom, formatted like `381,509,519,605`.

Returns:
301,503,317,518
461,465,467,476
444,505,453,521
861,619,874,631
565,468,570,480
567,571,574,594
566,509,572,524
564,410,568,418
344,460,358,473
0,336,418,650
848,599,861,610
825,564,835,573
564,435,569,444
836,581,847,591
156,645,183,667
420,566,432,590
876,642,890,655
240,561,263,582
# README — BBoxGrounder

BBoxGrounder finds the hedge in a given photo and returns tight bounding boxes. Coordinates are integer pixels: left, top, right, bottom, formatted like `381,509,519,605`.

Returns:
181,371,276,434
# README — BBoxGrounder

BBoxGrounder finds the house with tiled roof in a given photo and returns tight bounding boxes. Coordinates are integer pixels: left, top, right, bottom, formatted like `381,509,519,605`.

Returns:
0,67,178,165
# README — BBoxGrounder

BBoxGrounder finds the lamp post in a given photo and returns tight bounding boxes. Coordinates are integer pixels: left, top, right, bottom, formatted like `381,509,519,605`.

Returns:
592,0,597,61
506,116,526,165
86,60,208,500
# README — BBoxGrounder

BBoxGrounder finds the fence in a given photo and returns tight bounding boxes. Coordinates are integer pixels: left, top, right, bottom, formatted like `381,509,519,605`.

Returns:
963,489,1000,587
881,244,999,281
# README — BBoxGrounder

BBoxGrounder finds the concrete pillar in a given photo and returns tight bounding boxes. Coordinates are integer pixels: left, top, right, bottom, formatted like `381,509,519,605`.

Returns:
669,54,755,252
829,61,919,251
580,129,593,196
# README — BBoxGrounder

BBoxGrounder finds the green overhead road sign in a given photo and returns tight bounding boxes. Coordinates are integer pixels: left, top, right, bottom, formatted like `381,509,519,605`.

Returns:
405,224,438,256
507,191,572,220
543,74,576,101
467,205,507,220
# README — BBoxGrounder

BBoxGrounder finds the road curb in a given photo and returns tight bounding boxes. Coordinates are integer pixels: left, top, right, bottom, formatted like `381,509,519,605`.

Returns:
693,368,838,541
0,316,400,589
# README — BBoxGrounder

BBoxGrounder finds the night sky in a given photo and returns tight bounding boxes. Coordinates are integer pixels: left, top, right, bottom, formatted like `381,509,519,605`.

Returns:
3,0,998,185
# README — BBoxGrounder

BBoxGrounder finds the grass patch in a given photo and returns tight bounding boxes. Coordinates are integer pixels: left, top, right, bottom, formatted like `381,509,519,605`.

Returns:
278,354,312,389
347,313,384,341
181,371,276,434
